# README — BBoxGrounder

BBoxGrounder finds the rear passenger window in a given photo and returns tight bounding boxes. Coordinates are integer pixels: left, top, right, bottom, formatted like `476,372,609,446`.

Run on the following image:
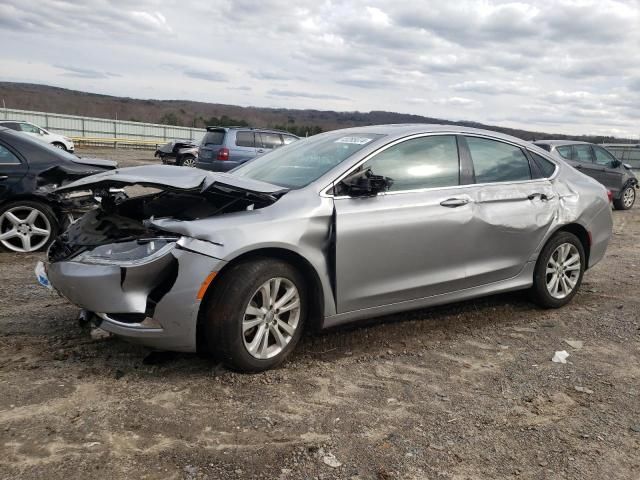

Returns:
529,152,557,178
259,133,283,149
555,146,572,159
573,145,593,163
1,122,20,131
465,137,531,183
235,131,255,148
0,144,21,164
364,135,459,191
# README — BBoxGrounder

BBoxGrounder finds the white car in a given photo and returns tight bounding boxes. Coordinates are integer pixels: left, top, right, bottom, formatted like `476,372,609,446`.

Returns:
0,121,74,152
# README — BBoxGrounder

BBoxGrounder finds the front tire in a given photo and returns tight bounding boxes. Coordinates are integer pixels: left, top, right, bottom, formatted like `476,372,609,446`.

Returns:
530,231,585,308
0,200,58,253
52,142,67,151
613,185,635,210
202,258,307,372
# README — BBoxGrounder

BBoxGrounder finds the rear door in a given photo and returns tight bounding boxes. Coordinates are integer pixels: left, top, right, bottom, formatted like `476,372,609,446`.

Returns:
593,145,625,196
0,140,28,203
198,129,226,163
460,135,556,286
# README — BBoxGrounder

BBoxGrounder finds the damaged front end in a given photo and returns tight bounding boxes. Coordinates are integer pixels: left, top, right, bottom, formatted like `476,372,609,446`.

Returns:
43,165,288,351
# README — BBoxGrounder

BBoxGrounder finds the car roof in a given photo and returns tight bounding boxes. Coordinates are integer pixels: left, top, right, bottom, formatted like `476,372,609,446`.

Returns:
314,123,542,147
206,126,299,136
534,140,592,147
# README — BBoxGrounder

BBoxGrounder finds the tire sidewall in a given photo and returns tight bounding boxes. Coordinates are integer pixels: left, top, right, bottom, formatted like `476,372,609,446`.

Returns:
533,232,585,308
206,258,308,372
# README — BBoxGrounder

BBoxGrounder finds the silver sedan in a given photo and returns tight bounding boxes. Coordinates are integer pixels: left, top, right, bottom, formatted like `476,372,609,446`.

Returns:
40,125,613,372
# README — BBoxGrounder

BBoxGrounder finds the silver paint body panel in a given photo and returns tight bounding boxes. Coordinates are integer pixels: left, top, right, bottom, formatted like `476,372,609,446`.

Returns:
45,124,613,352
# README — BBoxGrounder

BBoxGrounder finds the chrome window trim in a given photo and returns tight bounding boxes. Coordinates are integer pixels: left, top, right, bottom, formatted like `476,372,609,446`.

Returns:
321,131,557,198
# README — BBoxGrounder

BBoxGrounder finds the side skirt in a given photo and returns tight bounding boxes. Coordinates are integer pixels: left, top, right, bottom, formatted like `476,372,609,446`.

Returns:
322,261,535,329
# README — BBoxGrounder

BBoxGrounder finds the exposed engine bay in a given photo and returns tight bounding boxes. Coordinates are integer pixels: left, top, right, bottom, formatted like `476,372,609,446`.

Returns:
48,166,288,262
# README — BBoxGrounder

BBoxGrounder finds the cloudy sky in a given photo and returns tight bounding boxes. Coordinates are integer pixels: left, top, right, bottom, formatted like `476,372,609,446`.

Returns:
1,0,639,137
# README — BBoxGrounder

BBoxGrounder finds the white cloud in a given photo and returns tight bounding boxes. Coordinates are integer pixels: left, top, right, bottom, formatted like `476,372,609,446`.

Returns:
0,0,638,137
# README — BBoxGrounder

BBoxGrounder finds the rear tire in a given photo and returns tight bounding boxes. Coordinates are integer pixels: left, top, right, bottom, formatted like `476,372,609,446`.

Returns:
202,257,307,373
530,231,585,308
180,155,197,168
613,185,635,210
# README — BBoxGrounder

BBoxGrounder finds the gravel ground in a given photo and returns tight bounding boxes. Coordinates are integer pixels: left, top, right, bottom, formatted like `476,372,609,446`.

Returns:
0,148,639,479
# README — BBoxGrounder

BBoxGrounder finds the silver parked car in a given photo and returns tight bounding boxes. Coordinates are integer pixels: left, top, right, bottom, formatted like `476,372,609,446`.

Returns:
39,125,613,372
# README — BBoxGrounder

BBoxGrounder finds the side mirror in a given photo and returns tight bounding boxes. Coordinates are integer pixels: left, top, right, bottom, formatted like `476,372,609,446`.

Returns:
340,168,393,197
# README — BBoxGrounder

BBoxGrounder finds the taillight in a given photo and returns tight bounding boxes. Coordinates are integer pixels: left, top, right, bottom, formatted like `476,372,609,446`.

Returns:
217,147,229,161
607,190,613,202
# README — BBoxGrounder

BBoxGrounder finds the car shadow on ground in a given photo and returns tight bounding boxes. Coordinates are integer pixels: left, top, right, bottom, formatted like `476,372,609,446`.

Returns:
85,289,540,377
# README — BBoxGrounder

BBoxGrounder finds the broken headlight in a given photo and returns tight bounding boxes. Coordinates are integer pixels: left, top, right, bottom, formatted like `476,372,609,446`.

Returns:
72,238,176,266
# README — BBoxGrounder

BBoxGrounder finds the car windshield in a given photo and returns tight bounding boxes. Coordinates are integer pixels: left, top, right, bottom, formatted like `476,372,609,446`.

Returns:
234,132,385,188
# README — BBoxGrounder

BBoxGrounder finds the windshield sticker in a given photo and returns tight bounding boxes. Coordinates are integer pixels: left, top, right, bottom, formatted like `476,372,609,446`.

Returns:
335,136,373,145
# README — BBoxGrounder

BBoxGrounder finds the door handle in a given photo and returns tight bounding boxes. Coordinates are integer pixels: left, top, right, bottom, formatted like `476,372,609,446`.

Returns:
440,198,469,208
528,193,550,201
0,175,8,181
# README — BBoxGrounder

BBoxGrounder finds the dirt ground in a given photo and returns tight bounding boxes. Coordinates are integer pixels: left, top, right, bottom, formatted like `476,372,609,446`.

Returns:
1,148,639,479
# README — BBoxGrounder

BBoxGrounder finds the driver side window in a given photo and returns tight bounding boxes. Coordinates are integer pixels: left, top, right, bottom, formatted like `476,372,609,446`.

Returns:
20,123,40,134
362,135,460,191
593,146,616,167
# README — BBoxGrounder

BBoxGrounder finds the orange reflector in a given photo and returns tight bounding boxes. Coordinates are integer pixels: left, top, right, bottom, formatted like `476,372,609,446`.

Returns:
196,271,217,300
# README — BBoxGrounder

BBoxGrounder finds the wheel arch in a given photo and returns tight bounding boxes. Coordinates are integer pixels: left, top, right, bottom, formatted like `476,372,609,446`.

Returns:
195,247,326,353
0,194,61,217
552,223,591,268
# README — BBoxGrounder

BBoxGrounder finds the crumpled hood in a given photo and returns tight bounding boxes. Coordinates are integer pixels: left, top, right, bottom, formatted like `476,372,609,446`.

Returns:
55,165,288,198
71,156,118,169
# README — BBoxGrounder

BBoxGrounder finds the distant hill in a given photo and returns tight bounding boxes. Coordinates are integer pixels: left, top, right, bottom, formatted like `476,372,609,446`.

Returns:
0,82,626,143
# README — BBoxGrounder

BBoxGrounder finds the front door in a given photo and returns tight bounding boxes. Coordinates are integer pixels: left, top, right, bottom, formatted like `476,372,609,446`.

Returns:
593,145,626,196
333,134,474,313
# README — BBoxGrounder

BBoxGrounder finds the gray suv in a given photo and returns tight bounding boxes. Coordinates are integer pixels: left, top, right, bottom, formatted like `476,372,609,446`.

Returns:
534,140,638,210
196,127,299,172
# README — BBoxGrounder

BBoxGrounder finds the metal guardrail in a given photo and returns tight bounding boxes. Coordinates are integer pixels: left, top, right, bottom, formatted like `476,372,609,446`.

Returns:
1,107,205,149
71,136,165,150
603,144,640,171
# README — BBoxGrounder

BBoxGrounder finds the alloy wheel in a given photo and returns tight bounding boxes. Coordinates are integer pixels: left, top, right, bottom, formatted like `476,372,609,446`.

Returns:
545,243,581,299
242,277,301,359
623,187,635,208
182,157,197,168
0,206,52,252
